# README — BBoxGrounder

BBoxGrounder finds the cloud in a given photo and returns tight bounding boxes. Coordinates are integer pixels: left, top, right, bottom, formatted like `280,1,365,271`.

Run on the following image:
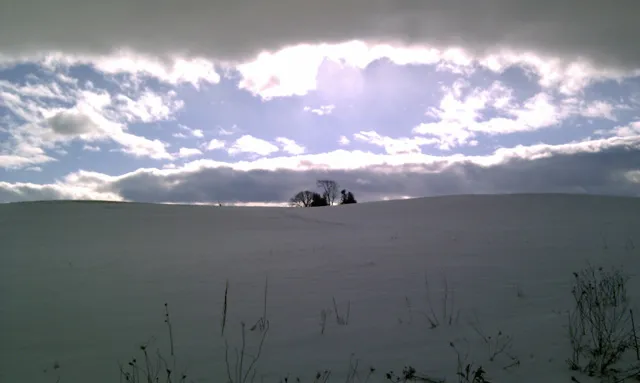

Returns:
0,80,71,103
176,124,204,138
0,180,122,203
3,5,639,206
2,135,638,204
55,91,175,159
354,131,438,155
235,42,466,98
0,152,55,169
580,101,617,121
601,121,640,138
114,91,184,123
275,137,305,155
87,53,221,87
228,135,280,156
1,80,72,125
6,0,635,69
413,80,515,147
2,1,639,96
1,75,181,166
1,87,112,167
235,40,638,100
218,125,240,136
205,139,226,151
47,110,98,136
2,52,220,88
178,147,203,158
413,81,627,149
83,144,101,152
627,170,640,183
303,105,336,116
110,131,172,160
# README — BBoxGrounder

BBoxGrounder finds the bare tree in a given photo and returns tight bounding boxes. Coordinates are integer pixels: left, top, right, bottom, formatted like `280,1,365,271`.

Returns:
289,190,315,207
317,180,339,206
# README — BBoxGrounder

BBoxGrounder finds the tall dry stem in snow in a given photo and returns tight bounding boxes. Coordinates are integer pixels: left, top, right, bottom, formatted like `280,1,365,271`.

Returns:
567,264,636,378
225,276,270,383
422,274,459,329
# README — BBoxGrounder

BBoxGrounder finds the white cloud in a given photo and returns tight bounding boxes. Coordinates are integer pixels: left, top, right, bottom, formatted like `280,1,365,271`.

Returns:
83,145,101,152
303,104,335,116
69,91,175,160
0,79,71,102
602,121,640,138
473,96,625,136
235,42,638,100
110,131,172,160
25,52,221,88
235,42,470,99
4,93,113,163
218,125,240,136
1,79,177,166
177,124,205,138
479,52,632,96
579,101,617,120
0,151,52,168
413,81,626,149
626,170,640,183
178,147,203,158
338,136,351,146
212,135,640,172
25,166,43,172
0,180,123,202
475,93,568,135
414,81,512,149
354,131,438,155
275,137,306,155
228,135,280,156
205,139,226,151
114,91,184,123
90,53,220,87
1,81,68,124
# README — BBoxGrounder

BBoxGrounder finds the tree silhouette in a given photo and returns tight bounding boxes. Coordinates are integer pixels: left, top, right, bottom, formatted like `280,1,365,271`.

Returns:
291,182,356,207
317,180,339,206
310,192,329,207
340,189,357,204
289,190,315,207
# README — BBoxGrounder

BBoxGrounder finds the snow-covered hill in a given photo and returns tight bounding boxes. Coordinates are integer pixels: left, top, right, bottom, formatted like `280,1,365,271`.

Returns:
1,194,639,382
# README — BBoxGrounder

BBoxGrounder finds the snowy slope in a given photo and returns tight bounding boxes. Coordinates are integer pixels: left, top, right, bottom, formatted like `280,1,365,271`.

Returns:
1,194,640,383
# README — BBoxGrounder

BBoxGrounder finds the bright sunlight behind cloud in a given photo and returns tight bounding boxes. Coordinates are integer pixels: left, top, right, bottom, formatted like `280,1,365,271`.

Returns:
0,0,639,203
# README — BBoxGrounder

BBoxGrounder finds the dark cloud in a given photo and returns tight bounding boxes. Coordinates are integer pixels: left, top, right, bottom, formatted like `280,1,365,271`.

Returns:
0,183,72,203
93,145,640,204
47,111,96,136
2,137,639,204
1,0,639,71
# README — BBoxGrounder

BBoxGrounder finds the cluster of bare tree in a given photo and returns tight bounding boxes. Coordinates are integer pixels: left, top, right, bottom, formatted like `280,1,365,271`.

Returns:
289,180,357,207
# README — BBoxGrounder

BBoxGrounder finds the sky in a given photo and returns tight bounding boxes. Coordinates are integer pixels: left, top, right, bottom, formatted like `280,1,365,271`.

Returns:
0,0,639,205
